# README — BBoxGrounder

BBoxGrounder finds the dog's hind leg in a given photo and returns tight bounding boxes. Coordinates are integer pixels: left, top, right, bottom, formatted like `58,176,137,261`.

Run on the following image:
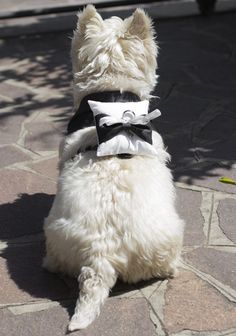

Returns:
68,260,117,331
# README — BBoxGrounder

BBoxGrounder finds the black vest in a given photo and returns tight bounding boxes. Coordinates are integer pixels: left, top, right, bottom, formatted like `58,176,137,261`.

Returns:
67,91,141,134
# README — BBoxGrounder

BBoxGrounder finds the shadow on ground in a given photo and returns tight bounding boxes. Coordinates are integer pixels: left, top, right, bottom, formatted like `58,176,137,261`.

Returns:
0,31,73,131
0,193,53,240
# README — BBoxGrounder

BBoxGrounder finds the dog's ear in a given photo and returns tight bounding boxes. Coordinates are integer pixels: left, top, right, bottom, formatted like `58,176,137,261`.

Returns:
126,9,154,40
77,5,103,34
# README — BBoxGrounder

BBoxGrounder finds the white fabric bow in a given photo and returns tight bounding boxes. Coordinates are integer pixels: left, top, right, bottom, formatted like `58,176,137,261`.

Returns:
99,109,161,127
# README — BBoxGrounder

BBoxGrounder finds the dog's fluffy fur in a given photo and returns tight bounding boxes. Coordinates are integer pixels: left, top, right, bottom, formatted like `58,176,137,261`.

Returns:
43,5,184,331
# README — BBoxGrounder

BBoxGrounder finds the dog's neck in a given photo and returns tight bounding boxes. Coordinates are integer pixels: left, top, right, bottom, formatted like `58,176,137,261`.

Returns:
67,91,141,134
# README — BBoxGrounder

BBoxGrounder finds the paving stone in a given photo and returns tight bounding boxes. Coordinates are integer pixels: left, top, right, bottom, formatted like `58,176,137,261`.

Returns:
151,80,174,103
0,169,55,239
0,38,23,61
156,12,236,46
25,122,62,152
200,133,236,162
159,37,230,67
0,242,73,305
176,162,236,194
176,83,236,101
151,123,196,170
157,92,209,127
0,60,40,90
0,110,27,145
0,82,34,101
176,188,205,246
15,32,71,59
193,112,236,154
165,132,197,169
202,11,236,45
226,98,236,119
191,58,236,90
0,145,31,168
163,270,236,334
158,60,193,84
0,34,71,92
0,55,19,68
151,95,204,169
28,157,59,180
24,58,70,93
34,55,71,93
217,199,236,244
155,19,193,42
30,100,72,133
0,298,155,336
184,247,236,290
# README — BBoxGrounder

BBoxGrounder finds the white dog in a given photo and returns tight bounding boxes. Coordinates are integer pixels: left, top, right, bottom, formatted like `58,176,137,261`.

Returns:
43,5,184,331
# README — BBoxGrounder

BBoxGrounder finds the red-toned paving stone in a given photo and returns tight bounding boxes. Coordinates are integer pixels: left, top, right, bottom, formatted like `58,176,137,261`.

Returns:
217,199,236,244
176,188,205,246
0,82,35,101
163,270,236,333
25,122,62,152
0,242,73,304
0,145,32,168
0,169,55,239
177,163,236,194
28,157,59,180
0,110,27,145
0,298,155,336
0,168,56,203
184,247,236,290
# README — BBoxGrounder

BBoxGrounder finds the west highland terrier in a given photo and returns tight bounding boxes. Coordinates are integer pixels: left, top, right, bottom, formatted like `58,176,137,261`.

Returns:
43,5,184,331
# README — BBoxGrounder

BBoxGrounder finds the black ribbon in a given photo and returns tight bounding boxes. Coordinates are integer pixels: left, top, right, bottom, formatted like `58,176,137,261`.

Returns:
94,114,153,145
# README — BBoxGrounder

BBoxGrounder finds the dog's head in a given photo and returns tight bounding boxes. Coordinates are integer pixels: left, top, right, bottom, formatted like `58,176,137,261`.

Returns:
71,5,158,101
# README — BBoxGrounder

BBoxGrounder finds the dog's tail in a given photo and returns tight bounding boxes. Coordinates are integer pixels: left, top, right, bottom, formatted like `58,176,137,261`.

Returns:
68,261,117,331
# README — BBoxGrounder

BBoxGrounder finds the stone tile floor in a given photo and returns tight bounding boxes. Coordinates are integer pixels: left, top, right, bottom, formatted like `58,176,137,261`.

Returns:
0,9,236,336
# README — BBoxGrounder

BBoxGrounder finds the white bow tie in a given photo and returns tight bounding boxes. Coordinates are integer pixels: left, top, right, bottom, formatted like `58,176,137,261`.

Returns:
99,109,161,127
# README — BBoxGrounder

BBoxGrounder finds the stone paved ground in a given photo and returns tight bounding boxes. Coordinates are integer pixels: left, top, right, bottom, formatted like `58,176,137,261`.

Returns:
0,8,236,336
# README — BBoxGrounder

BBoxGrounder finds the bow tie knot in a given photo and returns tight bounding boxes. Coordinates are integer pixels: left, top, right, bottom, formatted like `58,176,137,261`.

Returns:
94,107,161,147
99,108,161,128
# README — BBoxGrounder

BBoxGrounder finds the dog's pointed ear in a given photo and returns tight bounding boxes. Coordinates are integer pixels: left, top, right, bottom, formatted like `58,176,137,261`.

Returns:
126,9,154,40
77,5,103,34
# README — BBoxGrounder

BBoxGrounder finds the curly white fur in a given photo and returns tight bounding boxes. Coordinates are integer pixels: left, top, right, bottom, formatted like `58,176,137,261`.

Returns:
71,5,158,107
43,5,184,331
